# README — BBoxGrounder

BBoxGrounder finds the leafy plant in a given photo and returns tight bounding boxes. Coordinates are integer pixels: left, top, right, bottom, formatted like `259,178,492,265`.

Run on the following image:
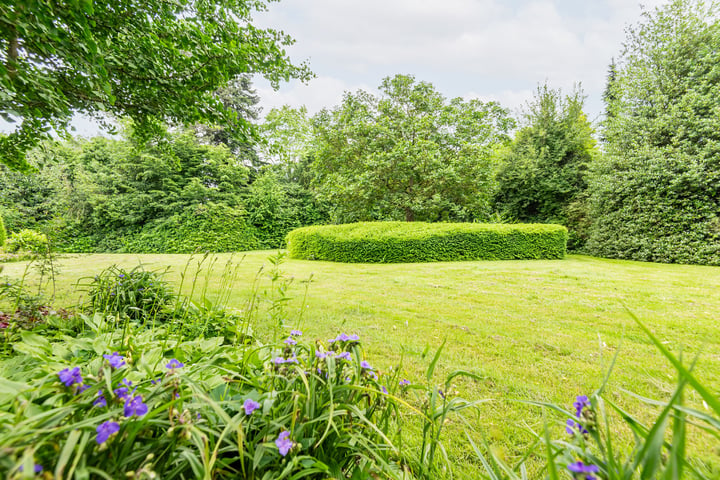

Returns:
4,229,48,254
84,265,174,321
0,325,443,479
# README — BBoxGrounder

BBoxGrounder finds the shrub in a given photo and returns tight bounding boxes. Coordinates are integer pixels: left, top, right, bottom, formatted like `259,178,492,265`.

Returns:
58,204,261,254
85,265,174,320
0,328,417,479
286,221,568,263
0,215,5,249
4,229,49,254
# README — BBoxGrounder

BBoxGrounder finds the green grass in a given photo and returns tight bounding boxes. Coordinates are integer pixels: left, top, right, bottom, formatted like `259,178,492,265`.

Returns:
2,252,720,475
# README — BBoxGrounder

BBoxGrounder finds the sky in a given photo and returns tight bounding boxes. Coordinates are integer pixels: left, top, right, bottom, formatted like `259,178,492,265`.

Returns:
251,0,669,123
1,0,670,137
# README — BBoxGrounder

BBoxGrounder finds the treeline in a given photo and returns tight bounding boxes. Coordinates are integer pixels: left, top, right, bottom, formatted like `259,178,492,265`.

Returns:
1,0,718,265
0,131,326,253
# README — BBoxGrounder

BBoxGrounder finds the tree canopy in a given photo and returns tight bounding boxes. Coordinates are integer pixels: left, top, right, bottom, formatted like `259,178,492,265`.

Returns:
311,74,514,223
0,0,312,170
587,0,720,265
494,83,597,247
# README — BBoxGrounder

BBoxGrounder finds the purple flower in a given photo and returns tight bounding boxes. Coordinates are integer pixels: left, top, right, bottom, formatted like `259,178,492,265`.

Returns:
574,395,591,418
348,334,359,341
566,419,588,435
285,356,299,364
166,359,184,369
275,430,294,456
568,461,599,478
360,360,372,370
94,390,107,408
96,421,120,444
114,378,133,400
76,384,90,395
103,352,126,369
399,379,411,386
381,386,388,394
284,337,297,345
336,352,352,361
118,274,125,278
329,333,350,343
18,464,43,474
290,330,302,336
243,398,260,415
124,395,148,417
273,357,285,365
58,367,82,387
316,350,333,359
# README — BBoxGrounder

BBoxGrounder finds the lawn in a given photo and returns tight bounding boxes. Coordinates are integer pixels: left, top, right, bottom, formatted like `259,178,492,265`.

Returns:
2,251,719,475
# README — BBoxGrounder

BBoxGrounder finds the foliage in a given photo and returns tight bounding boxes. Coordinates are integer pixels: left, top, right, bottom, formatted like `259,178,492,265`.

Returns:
120,203,260,254
311,74,515,223
194,75,262,166
494,84,597,250
588,0,720,265
244,167,329,248
4,229,48,254
84,265,174,321
286,221,568,263
0,0,312,171
0,213,5,248
0,133,266,254
259,105,314,165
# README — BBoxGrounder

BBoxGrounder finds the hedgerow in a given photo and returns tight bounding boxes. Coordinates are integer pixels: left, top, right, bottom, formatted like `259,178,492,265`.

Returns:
286,222,567,263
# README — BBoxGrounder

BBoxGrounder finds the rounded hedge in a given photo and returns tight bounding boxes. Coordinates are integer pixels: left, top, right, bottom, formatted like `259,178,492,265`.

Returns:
286,222,568,263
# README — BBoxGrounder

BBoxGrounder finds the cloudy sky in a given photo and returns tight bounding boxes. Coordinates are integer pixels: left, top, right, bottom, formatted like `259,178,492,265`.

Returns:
1,0,671,136
252,0,669,124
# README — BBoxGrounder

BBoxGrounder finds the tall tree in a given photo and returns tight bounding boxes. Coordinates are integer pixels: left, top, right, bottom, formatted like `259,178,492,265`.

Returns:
312,74,514,223
588,0,720,265
194,75,262,166
494,84,597,248
0,0,312,170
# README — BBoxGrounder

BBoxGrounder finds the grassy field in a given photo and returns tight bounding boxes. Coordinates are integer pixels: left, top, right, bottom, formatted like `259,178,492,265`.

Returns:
2,252,720,475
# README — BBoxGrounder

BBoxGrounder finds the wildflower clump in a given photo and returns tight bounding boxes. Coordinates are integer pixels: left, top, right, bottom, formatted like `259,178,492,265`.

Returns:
0,331,404,478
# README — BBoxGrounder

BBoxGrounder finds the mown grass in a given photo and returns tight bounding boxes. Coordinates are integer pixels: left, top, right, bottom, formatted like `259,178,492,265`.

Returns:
2,252,720,476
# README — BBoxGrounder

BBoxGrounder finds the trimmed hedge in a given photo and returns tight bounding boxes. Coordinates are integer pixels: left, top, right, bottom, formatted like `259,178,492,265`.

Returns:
286,222,568,263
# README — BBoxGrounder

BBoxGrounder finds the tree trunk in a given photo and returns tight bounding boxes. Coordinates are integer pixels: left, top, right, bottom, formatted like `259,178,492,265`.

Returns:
404,207,414,222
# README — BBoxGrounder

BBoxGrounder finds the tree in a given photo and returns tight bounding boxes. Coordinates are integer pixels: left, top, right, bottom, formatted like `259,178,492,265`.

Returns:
494,83,597,248
311,74,514,223
259,105,314,166
0,0,312,170
194,75,262,167
587,0,720,265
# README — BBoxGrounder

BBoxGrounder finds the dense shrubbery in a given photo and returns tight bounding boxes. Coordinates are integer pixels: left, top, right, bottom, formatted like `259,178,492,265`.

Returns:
0,215,5,248
587,0,720,265
4,229,49,254
494,84,597,250
287,221,567,263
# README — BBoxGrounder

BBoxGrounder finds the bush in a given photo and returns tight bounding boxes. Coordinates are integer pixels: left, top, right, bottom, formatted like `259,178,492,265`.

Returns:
4,229,49,254
85,265,174,321
0,328,417,479
59,204,260,254
0,215,5,249
286,221,568,263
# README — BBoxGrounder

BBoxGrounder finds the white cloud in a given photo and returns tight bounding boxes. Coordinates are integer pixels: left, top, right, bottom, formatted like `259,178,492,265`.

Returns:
255,0,677,120
255,76,375,116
